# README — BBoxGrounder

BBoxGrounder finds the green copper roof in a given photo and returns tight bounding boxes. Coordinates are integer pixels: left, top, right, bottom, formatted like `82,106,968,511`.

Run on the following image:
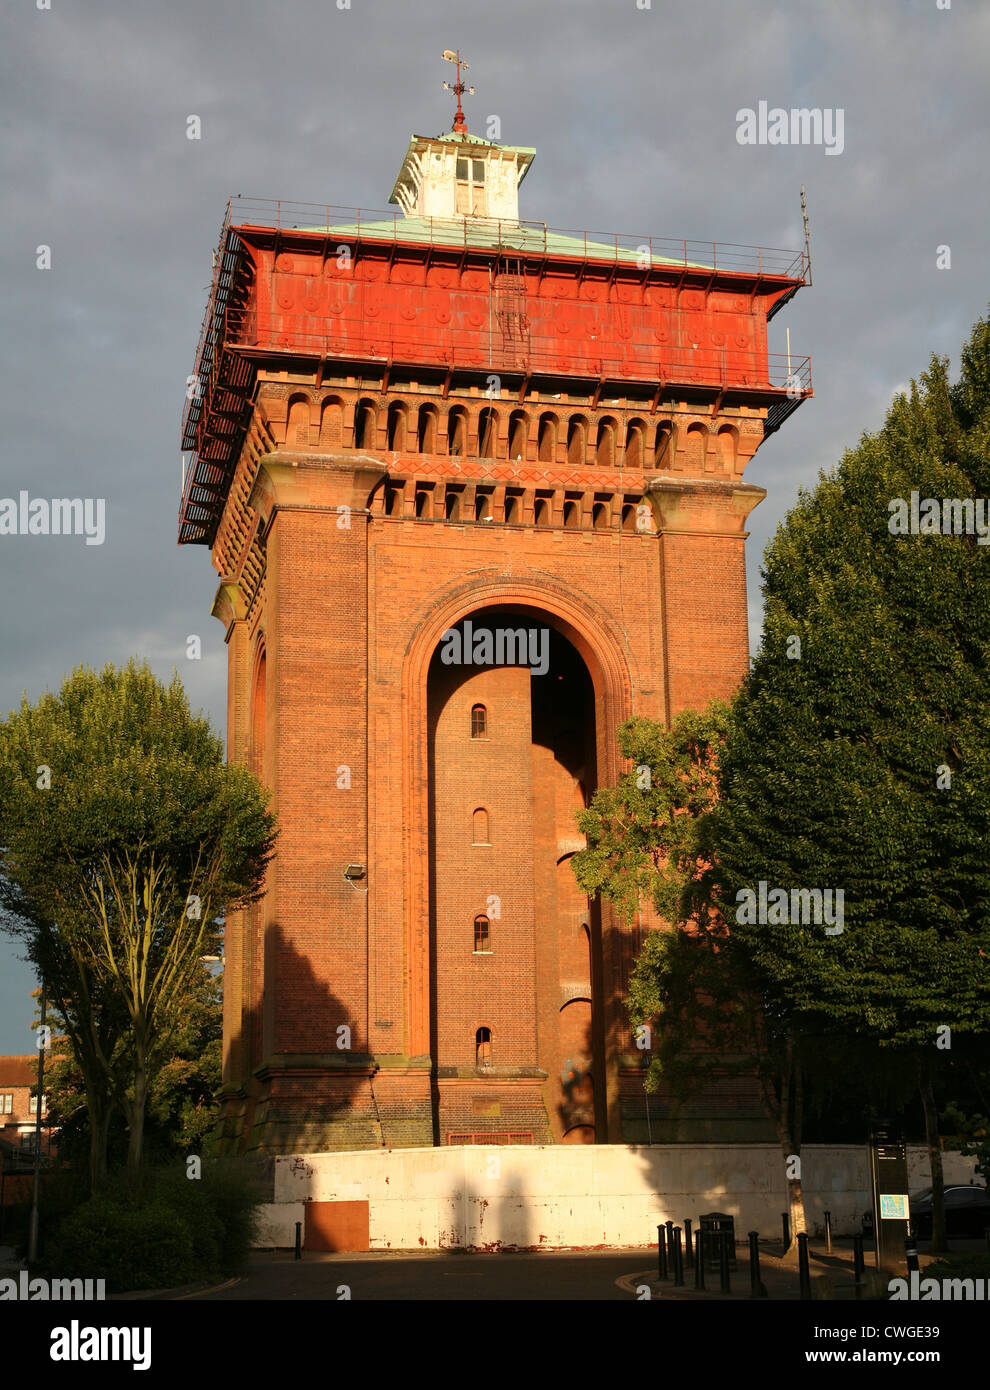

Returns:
413,129,537,155
296,215,708,268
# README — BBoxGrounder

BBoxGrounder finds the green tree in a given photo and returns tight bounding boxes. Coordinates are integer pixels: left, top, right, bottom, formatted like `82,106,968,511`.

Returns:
0,661,276,1185
573,706,815,1239
713,314,990,1252
45,965,223,1171
144,966,223,1156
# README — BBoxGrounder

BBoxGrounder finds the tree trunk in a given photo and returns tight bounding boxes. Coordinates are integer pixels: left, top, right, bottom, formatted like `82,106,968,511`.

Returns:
95,1102,113,1189
919,1062,947,1255
775,1117,806,1248
126,1041,147,1178
765,1035,806,1253
88,1100,107,1191
83,1078,110,1191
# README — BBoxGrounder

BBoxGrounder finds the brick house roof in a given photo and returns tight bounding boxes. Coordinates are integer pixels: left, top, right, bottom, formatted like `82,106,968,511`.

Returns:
0,1055,41,1087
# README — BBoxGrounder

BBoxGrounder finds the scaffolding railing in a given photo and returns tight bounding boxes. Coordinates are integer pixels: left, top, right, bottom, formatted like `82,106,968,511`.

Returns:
225,195,809,279
225,324,811,395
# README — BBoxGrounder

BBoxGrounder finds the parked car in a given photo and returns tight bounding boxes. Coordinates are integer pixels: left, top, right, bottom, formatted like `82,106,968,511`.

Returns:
861,1184,990,1239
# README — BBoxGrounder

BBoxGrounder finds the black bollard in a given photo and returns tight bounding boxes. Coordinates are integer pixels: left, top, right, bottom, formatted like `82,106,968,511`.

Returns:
666,1219,675,1264
905,1230,920,1276
294,1220,302,1260
684,1218,693,1268
824,1209,832,1254
657,1223,668,1280
695,1227,705,1290
748,1230,766,1299
673,1226,684,1286
853,1234,865,1300
798,1232,812,1300
781,1210,791,1253
719,1230,731,1294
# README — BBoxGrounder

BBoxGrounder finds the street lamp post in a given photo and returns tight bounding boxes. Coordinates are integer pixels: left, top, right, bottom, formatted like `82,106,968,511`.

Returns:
27,978,48,1263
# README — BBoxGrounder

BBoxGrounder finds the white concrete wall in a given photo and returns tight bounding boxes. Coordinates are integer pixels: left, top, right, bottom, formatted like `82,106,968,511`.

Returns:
256,1144,978,1250
254,1201,306,1249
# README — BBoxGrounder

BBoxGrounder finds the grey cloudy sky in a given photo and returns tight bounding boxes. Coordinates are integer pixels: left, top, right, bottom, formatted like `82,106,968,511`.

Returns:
1,0,987,1050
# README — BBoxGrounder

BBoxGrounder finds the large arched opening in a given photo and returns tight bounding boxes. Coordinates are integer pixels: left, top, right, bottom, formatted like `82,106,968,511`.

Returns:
425,606,607,1144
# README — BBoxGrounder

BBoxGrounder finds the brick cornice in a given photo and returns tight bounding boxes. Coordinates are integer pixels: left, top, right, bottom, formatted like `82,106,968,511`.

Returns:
247,452,387,525
211,578,247,634
647,475,766,533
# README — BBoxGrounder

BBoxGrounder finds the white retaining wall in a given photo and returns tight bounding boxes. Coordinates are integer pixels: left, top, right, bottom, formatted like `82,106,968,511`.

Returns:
253,1143,978,1250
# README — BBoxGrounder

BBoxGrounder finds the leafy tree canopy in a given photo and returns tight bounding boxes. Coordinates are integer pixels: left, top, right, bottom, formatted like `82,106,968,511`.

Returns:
715,316,990,1047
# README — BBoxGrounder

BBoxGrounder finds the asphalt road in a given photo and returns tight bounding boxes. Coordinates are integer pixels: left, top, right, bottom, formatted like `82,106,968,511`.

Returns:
184,1249,647,1301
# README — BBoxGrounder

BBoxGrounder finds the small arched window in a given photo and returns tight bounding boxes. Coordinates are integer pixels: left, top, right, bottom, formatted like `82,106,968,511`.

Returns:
417,404,437,454
686,424,707,470
320,397,343,446
386,402,407,450
354,399,377,449
287,395,309,446
718,426,738,471
625,421,645,469
471,704,487,739
538,413,557,463
533,496,550,526
448,408,467,457
504,493,520,524
654,424,673,469
475,491,492,522
567,417,586,466
474,914,491,953
508,411,528,460
476,1026,492,1067
478,407,498,459
472,807,490,844
445,488,462,521
592,501,610,530
562,500,580,529
596,419,616,468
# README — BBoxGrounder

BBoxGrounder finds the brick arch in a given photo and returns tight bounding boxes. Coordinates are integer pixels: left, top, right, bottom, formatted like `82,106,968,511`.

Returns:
353,397,378,449
566,414,588,466
446,404,468,457
595,416,619,468
717,423,739,472
685,421,709,470
417,402,439,454
653,420,675,468
507,409,529,461
319,395,344,447
400,576,633,1059
477,405,499,459
537,411,558,463
286,393,310,446
624,418,647,468
386,400,409,451
249,635,267,777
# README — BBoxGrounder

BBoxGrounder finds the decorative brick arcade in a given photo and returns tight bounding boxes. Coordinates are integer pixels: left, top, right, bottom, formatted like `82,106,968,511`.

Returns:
179,104,811,1154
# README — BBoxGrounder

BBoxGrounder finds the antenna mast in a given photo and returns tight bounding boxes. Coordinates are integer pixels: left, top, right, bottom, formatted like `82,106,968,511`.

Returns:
801,185,813,286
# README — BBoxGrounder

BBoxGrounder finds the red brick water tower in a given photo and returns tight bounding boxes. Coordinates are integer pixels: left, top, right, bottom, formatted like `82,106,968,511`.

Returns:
180,85,811,1153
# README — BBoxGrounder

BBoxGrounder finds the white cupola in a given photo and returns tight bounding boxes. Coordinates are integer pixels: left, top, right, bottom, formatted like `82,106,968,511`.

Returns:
389,131,535,223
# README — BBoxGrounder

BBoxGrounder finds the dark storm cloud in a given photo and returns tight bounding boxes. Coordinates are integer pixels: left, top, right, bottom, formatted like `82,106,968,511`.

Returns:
1,0,987,1046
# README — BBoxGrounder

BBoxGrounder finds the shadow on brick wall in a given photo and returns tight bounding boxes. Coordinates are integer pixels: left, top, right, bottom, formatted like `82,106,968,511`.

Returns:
216,921,379,1159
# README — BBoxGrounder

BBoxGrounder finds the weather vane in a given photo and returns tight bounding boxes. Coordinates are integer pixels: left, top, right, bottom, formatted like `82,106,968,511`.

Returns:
441,49,474,134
